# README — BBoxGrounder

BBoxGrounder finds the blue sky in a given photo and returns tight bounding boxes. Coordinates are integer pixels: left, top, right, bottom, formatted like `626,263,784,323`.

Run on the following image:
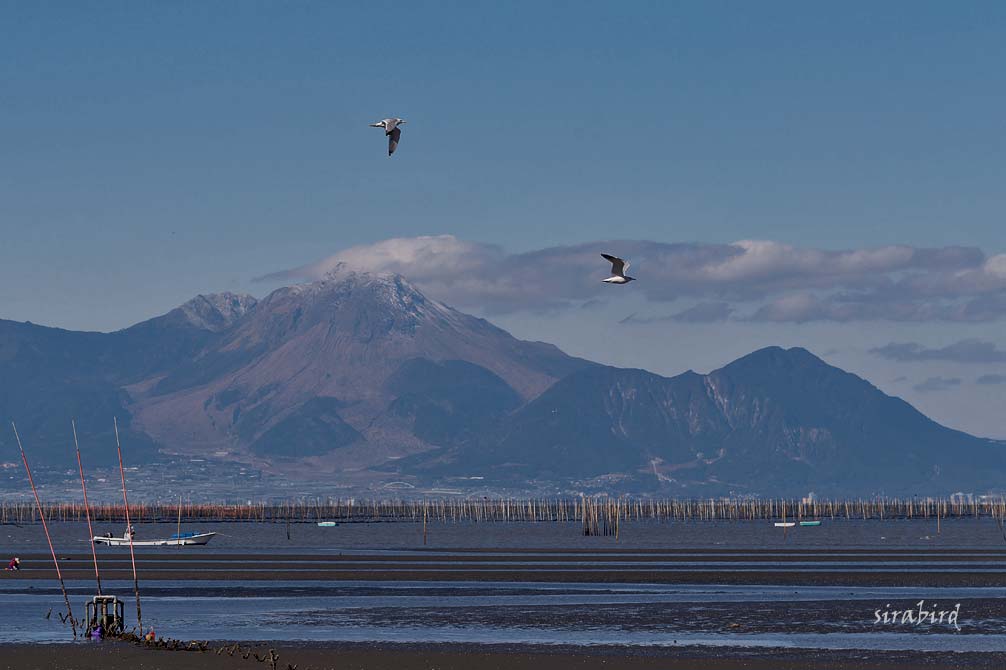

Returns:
1,2,1004,436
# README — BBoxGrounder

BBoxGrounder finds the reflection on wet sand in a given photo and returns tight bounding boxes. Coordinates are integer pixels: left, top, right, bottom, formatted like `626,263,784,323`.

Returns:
3,519,1006,666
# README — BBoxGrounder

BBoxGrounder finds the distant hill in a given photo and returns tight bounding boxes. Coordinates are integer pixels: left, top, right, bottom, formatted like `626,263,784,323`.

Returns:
417,347,1004,495
0,292,258,465
1,272,1002,495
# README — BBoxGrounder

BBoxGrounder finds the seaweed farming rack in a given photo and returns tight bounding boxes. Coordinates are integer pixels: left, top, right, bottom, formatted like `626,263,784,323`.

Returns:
4,495,1006,527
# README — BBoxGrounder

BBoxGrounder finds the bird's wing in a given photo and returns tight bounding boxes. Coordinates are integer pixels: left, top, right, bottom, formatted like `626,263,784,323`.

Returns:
369,121,385,128
385,119,399,132
601,253,626,276
388,126,401,156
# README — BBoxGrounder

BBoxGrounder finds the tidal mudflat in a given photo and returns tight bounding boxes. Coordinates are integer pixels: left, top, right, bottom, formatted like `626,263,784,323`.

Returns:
3,519,1006,669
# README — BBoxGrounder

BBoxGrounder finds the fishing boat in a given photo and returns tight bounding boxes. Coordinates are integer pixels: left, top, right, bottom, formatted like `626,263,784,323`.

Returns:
799,520,822,527
773,522,796,528
93,528,216,547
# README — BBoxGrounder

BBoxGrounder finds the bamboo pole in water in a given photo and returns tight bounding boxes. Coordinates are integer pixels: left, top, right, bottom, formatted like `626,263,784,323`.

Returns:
114,418,142,634
72,420,102,596
12,422,77,638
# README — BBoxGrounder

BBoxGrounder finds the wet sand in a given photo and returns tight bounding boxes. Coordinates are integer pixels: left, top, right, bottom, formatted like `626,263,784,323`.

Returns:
5,538,1006,664
2,642,1002,670
5,548,1006,587
8,568,1006,586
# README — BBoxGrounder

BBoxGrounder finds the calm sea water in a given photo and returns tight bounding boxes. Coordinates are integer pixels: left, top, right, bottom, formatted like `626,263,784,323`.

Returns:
4,516,1005,552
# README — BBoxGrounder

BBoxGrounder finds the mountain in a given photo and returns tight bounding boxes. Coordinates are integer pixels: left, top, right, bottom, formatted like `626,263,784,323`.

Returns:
1,271,1003,495
0,271,589,475
0,293,259,466
416,347,1004,495
126,271,590,476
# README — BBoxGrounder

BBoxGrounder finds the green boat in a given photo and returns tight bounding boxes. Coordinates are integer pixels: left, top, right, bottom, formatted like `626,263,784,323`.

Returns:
799,520,822,527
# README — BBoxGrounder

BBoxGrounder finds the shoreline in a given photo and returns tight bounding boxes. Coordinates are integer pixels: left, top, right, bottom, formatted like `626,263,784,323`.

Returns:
3,641,1004,670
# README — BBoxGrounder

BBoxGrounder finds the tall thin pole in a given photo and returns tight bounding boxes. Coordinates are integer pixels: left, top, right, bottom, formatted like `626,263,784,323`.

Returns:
176,494,182,546
73,420,102,595
11,422,77,638
114,417,142,633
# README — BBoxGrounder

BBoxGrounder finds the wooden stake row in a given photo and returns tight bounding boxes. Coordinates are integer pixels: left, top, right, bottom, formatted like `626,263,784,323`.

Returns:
4,495,1005,525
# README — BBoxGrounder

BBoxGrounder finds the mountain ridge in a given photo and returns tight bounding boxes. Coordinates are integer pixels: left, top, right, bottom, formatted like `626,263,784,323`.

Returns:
0,273,1001,495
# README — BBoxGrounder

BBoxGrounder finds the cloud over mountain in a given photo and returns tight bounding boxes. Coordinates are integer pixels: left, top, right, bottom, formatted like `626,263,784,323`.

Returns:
977,374,1006,385
871,340,1006,363
257,235,1005,322
621,302,734,324
914,377,962,393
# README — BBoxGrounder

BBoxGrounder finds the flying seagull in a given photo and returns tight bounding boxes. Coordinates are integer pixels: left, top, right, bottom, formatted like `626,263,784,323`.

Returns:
369,118,406,156
601,253,635,284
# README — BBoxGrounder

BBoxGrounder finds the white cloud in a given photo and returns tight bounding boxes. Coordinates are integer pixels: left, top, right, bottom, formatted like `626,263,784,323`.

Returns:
255,235,1005,322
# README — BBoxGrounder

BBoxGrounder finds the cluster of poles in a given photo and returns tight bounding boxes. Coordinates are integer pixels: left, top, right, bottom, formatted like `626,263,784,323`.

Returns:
8,492,1006,530
10,419,143,640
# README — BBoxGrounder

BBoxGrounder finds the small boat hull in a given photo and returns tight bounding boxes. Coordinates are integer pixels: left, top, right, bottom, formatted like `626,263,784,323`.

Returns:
317,521,338,527
773,522,796,528
93,532,216,547
799,521,822,527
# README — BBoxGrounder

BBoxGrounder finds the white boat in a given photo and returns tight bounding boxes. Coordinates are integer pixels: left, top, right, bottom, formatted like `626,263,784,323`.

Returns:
773,522,796,528
93,529,216,547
